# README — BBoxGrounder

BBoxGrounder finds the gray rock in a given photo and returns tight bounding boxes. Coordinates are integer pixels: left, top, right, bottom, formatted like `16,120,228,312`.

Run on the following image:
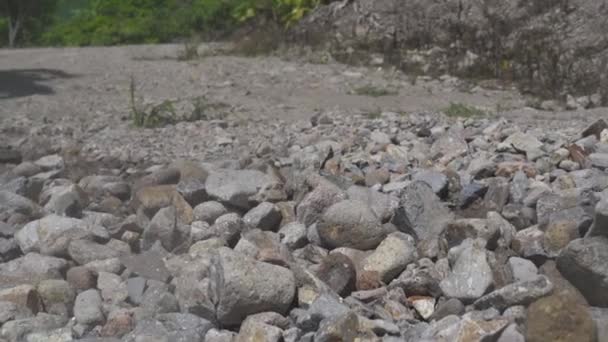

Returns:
41,183,88,217
205,169,276,210
444,219,499,250
512,226,547,261
508,257,538,282
413,170,448,197
0,253,67,290
157,312,214,341
74,289,104,325
68,239,123,265
458,182,488,208
440,239,493,302
193,201,227,224
0,177,43,202
487,212,517,249
346,186,399,223
120,249,171,283
317,200,388,250
236,315,283,342
140,281,179,317
361,232,418,283
430,128,468,165
496,324,525,342
296,180,346,227
142,206,190,252
210,247,296,326
0,313,67,341
243,202,282,231
315,253,356,296
499,131,543,159
590,153,608,169
557,236,608,307
0,190,44,219
205,328,236,342
473,275,553,311
126,277,147,305
586,197,608,238
278,222,308,250
393,181,453,241
209,213,244,246
314,311,360,342
98,272,128,304
176,178,208,207
590,307,608,342
34,155,64,170
15,215,109,256
429,298,464,321
36,280,75,317
0,148,22,164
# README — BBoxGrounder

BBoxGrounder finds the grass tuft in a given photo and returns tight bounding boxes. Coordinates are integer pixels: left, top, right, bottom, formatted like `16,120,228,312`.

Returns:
442,102,487,118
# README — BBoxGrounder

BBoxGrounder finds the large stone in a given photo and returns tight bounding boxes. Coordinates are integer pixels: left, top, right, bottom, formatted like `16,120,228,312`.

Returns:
0,148,22,164
36,280,75,317
526,293,596,342
412,170,449,197
142,206,191,252
557,236,608,307
473,275,553,311
444,219,499,250
346,186,399,223
210,247,296,326
317,200,388,250
315,253,357,296
590,153,608,169
440,239,493,302
205,169,276,210
0,253,67,290
68,239,123,265
393,181,453,241
361,232,417,283
15,215,109,257
74,289,104,325
41,183,88,217
430,128,468,165
586,197,608,238
499,131,543,159
120,249,171,283
508,257,538,282
0,191,44,219
296,180,346,227
0,313,67,341
0,285,42,315
193,201,228,224
243,202,282,231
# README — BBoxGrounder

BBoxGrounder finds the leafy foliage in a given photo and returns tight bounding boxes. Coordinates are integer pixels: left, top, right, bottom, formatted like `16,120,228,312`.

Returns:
0,0,324,47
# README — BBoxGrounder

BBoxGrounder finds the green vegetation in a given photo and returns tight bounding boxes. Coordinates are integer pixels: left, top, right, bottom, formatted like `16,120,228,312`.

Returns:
1,0,323,47
129,77,227,128
353,85,398,97
442,102,487,118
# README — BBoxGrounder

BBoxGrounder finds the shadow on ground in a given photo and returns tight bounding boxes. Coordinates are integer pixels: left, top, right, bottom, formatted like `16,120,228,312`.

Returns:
0,69,76,99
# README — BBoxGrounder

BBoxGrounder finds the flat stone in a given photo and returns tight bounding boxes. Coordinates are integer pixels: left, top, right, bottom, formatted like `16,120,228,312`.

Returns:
473,275,553,311
508,257,538,282
440,239,493,302
361,232,418,283
392,181,453,241
74,289,104,325
120,249,171,283
557,236,608,307
205,169,276,210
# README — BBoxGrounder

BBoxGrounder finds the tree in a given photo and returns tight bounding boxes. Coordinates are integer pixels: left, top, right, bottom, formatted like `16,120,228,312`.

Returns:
1,0,58,47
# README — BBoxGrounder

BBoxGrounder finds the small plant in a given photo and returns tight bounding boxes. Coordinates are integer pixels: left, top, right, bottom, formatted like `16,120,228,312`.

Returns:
178,35,202,61
365,108,383,119
353,85,398,97
442,102,487,118
129,77,177,128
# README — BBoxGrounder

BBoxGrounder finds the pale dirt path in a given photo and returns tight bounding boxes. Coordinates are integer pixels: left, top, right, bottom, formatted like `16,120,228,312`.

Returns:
0,44,605,129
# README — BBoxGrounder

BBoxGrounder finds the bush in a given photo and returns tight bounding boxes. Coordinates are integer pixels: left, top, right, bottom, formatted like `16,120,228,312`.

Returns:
37,0,323,47
442,102,487,118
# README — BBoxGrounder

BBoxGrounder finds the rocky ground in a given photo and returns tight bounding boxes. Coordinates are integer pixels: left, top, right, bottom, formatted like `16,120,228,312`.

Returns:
1,44,608,341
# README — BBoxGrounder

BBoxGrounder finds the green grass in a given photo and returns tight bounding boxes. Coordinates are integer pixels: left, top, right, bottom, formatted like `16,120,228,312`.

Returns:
442,102,487,118
353,85,398,97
